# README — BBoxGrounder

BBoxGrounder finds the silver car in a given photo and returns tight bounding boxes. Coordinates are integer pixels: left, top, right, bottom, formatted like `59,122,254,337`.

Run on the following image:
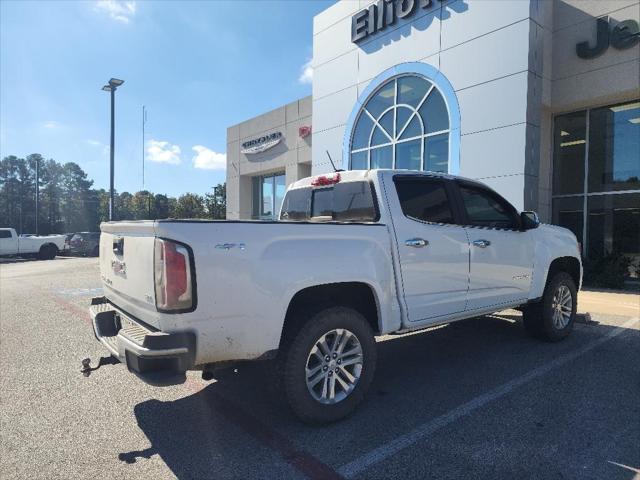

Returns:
69,232,101,257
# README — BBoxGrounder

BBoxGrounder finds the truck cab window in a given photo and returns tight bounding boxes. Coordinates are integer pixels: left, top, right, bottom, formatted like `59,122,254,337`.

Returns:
394,177,455,224
0,230,12,238
280,182,377,222
459,184,518,229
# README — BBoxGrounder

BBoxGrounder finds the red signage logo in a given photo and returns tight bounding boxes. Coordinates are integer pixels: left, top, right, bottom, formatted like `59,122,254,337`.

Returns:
299,125,312,138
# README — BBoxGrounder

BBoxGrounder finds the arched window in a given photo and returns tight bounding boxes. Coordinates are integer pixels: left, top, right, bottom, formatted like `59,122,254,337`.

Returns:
350,75,450,171
343,63,460,174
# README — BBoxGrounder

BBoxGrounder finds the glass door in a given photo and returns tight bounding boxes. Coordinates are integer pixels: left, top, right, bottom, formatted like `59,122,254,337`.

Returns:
257,173,286,220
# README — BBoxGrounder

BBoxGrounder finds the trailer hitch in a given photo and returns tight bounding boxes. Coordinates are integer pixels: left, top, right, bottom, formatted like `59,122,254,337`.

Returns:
81,356,120,377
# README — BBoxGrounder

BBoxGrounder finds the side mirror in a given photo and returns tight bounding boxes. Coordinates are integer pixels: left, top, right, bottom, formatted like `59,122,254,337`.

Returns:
521,211,540,230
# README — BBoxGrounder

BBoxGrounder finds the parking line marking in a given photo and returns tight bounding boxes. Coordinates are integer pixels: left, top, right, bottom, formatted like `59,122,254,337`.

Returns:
339,318,639,479
208,391,345,480
57,287,104,297
181,376,344,480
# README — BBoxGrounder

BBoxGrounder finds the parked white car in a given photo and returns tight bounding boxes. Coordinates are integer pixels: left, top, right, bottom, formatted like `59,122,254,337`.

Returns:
89,170,582,423
0,228,65,260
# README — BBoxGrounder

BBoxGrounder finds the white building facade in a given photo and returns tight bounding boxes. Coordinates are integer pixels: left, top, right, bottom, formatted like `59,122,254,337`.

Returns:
227,0,639,265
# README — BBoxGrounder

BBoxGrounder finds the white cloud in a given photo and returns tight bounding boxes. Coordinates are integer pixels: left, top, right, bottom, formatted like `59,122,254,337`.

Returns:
147,139,181,165
43,120,61,129
95,1,136,23
86,139,109,157
192,145,226,170
298,58,313,85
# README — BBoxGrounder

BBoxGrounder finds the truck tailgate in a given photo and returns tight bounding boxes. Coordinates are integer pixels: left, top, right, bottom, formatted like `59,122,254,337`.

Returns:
100,222,159,326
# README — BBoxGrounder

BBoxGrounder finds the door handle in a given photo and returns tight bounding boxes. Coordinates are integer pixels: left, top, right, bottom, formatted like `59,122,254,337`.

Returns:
405,238,429,248
472,239,491,248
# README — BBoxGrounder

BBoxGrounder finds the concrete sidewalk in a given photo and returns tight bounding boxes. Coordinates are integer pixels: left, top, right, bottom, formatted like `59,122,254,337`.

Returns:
578,289,640,318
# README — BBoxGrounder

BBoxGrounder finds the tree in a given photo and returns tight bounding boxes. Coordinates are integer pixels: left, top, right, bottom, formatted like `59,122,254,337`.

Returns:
204,182,226,219
173,193,205,218
0,156,25,231
116,192,134,221
1,156,37,232
152,193,171,219
60,162,94,232
131,191,153,220
1,153,214,232
18,155,37,233
96,189,110,225
39,159,64,233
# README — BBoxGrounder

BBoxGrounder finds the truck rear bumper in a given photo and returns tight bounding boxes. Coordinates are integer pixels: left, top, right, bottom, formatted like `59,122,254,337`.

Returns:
89,296,195,386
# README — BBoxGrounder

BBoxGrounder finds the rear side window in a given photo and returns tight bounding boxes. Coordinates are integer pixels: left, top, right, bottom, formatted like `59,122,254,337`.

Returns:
394,177,455,224
0,230,12,239
280,188,310,220
280,181,377,222
459,184,518,228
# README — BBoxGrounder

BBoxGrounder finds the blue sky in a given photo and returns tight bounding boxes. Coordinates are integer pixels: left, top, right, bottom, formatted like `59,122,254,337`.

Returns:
0,0,333,197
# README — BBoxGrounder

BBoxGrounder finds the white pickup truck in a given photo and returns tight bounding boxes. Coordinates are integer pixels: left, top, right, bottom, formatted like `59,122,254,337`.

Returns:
0,228,65,260
89,170,582,423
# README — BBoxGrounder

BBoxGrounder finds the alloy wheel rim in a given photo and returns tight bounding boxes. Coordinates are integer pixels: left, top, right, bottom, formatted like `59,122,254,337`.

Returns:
551,284,573,329
305,328,363,404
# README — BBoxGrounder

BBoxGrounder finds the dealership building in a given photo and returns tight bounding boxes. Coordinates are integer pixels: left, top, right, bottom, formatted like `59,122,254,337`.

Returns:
226,0,639,262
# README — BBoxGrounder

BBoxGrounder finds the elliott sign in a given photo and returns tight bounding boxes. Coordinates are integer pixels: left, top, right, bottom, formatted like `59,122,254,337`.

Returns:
351,0,442,44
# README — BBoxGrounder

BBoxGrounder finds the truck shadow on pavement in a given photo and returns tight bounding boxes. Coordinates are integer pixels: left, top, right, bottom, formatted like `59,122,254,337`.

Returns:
120,314,639,480
0,256,73,264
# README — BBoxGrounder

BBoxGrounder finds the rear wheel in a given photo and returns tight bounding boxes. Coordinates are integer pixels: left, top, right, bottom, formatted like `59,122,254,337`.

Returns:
523,272,577,342
38,244,57,260
281,306,377,424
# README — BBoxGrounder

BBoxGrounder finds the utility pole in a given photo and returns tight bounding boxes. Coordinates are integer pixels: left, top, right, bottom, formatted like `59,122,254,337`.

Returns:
142,105,151,218
142,105,146,190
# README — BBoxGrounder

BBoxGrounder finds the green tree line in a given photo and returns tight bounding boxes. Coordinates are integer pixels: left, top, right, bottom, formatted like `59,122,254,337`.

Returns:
0,154,226,235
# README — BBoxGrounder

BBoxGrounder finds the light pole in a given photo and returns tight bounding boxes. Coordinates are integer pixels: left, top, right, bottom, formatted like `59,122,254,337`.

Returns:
102,78,124,221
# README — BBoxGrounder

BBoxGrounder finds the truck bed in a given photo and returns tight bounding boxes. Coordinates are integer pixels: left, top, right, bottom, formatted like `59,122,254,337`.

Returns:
99,219,400,365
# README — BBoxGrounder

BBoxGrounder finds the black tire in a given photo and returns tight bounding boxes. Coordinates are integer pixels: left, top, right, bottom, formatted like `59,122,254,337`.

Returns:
523,272,577,342
281,306,377,424
38,244,57,260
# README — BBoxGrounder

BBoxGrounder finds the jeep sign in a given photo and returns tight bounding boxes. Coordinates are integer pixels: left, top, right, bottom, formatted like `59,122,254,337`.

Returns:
576,16,640,59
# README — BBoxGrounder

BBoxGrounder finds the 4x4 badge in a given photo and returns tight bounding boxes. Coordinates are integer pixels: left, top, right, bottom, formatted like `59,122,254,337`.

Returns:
215,243,246,250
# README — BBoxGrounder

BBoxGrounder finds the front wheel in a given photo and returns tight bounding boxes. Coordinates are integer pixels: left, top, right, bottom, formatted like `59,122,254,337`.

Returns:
523,272,577,342
282,306,377,424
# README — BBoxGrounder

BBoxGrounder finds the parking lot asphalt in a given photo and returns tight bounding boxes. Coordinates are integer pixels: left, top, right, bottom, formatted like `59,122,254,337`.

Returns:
1,257,638,480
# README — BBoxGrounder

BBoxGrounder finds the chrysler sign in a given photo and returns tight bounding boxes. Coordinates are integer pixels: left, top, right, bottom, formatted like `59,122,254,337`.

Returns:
241,132,283,154
352,0,442,44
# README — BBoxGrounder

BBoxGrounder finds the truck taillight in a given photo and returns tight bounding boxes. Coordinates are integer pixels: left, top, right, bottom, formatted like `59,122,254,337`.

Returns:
154,238,194,312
